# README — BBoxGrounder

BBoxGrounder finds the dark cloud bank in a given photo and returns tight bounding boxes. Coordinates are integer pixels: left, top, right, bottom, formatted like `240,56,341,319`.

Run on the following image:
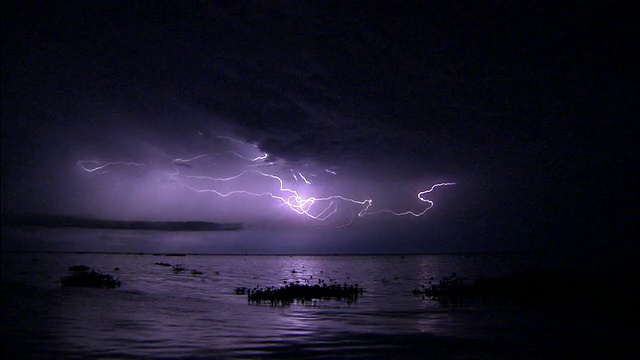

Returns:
1,2,637,254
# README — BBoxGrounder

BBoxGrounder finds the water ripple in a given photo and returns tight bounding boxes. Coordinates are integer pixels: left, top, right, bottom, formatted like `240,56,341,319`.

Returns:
2,252,576,358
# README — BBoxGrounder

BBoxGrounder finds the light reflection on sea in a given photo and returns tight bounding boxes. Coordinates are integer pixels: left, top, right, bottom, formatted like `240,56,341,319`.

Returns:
1,250,581,358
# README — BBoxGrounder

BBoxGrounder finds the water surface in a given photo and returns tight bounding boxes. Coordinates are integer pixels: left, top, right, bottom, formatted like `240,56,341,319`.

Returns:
1,251,632,358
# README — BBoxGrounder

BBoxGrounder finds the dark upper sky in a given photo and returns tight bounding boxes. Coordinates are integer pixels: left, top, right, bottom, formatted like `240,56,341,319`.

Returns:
1,2,637,253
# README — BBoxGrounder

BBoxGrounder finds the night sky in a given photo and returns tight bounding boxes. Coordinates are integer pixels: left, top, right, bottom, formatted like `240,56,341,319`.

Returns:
2,2,637,254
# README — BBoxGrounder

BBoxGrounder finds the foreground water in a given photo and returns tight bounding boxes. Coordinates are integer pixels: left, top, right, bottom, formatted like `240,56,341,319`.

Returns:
1,251,634,358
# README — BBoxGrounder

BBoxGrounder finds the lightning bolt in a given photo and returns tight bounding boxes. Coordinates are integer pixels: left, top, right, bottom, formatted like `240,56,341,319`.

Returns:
181,169,373,221
365,182,456,217
77,139,454,224
171,154,211,165
298,173,311,184
230,151,269,162
252,153,269,161
77,160,145,173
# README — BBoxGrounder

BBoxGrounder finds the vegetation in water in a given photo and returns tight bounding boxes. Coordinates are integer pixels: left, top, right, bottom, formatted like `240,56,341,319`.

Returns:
413,270,614,306
235,282,365,305
60,266,121,289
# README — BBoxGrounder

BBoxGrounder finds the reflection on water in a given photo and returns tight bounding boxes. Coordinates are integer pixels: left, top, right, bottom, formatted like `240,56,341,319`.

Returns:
0,252,625,358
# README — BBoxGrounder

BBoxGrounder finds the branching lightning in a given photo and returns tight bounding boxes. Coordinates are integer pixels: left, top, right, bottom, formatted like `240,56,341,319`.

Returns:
77,137,454,224
365,182,457,217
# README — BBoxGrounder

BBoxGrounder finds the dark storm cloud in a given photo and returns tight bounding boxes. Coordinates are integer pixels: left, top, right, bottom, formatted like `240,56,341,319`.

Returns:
2,1,458,172
2,2,637,251
2,2,493,176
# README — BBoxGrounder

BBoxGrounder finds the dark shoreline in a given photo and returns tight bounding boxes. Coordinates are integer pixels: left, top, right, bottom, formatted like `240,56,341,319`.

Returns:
1,214,242,232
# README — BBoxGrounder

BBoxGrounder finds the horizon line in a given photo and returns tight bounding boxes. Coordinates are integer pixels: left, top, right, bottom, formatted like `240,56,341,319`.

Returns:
0,249,557,256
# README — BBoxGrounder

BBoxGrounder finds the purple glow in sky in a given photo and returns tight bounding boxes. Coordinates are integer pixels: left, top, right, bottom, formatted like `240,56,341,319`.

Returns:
77,135,455,226
3,2,634,254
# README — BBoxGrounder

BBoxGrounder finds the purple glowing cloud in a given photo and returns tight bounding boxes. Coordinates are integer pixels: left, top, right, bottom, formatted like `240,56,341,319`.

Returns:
77,134,455,225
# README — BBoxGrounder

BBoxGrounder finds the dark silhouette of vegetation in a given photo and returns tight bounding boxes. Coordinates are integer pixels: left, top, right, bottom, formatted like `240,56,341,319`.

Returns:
413,270,616,306
151,262,205,275
172,264,187,273
60,266,121,288
68,265,90,272
235,282,365,305
413,273,470,304
235,287,249,295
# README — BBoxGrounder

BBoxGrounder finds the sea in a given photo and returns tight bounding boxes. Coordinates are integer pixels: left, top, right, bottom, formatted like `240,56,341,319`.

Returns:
1,248,635,359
